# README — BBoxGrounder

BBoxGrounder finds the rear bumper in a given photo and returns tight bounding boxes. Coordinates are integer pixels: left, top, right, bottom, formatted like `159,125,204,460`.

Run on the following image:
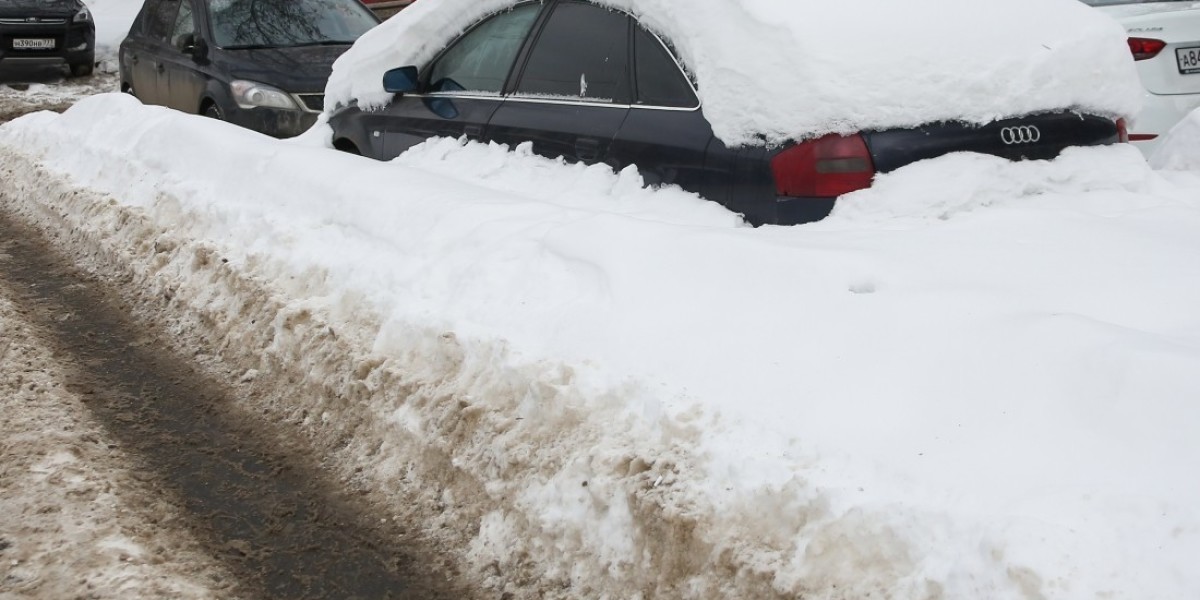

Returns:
1127,90,1200,155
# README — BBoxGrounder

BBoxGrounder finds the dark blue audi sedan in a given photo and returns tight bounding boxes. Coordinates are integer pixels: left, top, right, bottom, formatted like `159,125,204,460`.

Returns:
327,0,1130,225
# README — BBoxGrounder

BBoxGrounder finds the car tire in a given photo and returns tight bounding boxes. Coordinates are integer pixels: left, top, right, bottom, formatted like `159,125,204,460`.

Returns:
203,103,223,120
69,62,94,78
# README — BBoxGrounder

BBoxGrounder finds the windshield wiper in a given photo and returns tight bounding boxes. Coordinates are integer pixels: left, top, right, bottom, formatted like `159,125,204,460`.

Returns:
222,43,287,50
281,40,358,47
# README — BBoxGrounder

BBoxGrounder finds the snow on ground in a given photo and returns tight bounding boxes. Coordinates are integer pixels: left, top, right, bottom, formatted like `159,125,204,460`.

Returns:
0,280,234,599
328,0,1141,145
3,93,1200,599
1152,106,1200,171
0,74,118,122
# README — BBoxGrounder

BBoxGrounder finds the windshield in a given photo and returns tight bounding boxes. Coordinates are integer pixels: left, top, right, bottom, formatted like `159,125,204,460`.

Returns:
1079,0,1193,6
208,0,378,49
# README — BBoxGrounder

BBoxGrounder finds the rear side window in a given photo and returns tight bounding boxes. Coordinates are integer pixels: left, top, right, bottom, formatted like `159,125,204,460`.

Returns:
634,27,697,108
427,4,541,94
514,1,631,104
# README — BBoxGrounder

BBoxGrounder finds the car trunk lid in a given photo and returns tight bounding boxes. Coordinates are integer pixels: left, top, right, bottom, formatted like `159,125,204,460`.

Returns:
863,112,1121,174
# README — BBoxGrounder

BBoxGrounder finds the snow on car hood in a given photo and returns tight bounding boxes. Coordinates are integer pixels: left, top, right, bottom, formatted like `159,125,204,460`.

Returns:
325,0,1144,146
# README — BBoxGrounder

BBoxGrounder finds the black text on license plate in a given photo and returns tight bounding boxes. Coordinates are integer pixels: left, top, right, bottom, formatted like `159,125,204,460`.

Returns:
12,38,55,50
1178,46,1200,75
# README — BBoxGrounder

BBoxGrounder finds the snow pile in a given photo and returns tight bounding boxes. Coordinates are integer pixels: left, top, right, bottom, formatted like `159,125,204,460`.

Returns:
327,0,1142,145
4,94,1200,599
1150,106,1200,170
832,143,1162,222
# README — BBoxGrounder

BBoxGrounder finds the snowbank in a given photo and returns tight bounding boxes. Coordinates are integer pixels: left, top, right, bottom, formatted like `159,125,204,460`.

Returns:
1150,106,1200,170
4,94,1200,599
327,0,1143,145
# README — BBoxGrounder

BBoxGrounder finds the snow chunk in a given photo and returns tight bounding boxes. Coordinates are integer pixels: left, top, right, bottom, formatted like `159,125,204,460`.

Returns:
1150,107,1200,171
326,0,1142,146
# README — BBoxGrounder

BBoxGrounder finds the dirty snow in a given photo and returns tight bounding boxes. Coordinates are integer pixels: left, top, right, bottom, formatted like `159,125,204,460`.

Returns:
0,281,234,599
327,0,1142,145
3,93,1200,599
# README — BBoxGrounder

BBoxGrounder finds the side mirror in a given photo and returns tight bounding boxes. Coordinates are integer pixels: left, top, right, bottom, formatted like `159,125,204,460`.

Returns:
181,34,208,63
382,66,419,94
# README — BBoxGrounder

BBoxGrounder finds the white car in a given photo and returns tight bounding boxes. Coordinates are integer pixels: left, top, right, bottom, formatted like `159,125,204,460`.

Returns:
1084,0,1200,154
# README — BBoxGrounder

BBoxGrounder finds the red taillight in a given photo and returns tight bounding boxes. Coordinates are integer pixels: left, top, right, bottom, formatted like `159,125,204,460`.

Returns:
771,133,876,198
1116,118,1129,143
1128,37,1167,61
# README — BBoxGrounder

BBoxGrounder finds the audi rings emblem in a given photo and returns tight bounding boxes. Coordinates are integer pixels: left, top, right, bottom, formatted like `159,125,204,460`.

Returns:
1001,125,1041,145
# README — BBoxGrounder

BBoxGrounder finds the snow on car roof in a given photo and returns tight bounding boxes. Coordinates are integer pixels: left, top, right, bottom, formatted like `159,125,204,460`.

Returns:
324,0,1143,147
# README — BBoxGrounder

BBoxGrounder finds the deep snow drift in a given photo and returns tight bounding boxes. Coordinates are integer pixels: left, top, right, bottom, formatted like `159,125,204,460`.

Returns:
3,93,1199,599
326,0,1142,145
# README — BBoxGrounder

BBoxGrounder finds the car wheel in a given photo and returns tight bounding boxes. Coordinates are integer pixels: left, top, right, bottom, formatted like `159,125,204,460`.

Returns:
68,62,94,78
203,103,223,120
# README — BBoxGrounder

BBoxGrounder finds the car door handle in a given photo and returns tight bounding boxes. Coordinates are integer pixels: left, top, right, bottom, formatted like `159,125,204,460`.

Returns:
575,138,601,163
463,124,484,139
129,53,139,65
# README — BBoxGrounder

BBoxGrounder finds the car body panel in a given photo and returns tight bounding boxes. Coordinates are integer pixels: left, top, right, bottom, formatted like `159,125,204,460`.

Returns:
376,94,506,157
865,112,1121,173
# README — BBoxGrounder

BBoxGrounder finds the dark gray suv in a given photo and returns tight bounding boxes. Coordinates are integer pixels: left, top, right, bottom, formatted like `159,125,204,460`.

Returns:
119,0,378,137
0,0,96,77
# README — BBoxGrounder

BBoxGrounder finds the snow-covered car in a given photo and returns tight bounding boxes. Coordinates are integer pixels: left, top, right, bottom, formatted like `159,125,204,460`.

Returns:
119,0,379,137
325,0,1141,225
0,0,96,77
1082,0,1200,154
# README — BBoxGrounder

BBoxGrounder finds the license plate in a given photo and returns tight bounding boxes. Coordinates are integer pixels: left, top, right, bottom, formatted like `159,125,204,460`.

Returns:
12,38,56,50
1178,46,1200,74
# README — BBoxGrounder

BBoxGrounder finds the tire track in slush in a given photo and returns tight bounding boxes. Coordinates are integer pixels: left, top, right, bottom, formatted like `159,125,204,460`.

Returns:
0,212,475,599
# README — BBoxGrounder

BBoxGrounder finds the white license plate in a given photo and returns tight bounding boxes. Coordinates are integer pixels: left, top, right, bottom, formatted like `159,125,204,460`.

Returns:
12,38,56,50
1178,46,1200,74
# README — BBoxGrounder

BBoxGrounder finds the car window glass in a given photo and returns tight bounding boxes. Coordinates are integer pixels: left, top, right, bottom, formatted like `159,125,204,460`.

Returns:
170,1,196,50
146,0,181,43
207,0,378,48
427,4,540,95
634,26,697,108
514,1,631,104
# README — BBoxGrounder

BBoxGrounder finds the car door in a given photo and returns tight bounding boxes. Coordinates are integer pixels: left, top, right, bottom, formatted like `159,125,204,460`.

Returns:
486,0,632,166
122,0,176,104
372,2,543,159
159,0,206,113
608,26,722,196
